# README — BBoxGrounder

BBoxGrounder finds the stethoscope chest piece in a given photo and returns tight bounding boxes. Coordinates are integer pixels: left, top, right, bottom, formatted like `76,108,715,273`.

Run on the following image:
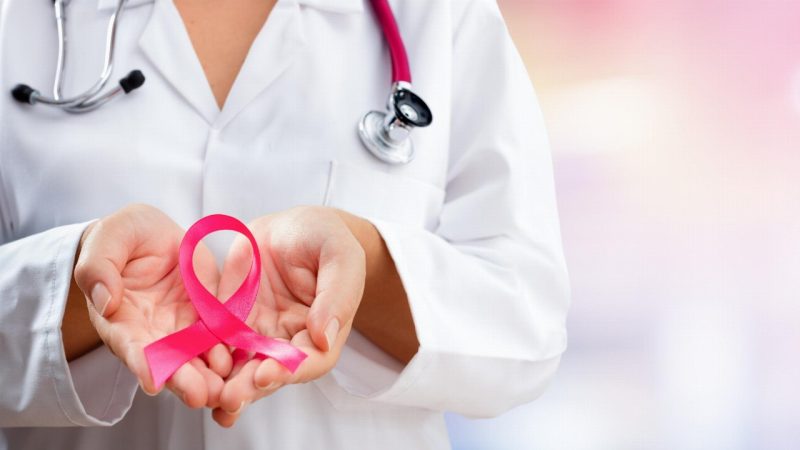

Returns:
359,110,414,165
358,85,432,165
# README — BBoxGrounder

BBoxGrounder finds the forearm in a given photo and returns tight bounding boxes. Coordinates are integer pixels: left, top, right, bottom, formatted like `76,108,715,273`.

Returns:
337,210,419,364
63,210,420,365
61,226,102,362
62,279,102,361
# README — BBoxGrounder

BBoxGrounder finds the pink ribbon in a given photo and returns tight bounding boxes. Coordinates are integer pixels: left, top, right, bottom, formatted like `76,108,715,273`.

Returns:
144,214,308,389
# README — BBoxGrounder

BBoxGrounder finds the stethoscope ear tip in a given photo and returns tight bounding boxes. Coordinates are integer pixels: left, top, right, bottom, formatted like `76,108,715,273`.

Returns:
11,84,37,104
119,70,145,94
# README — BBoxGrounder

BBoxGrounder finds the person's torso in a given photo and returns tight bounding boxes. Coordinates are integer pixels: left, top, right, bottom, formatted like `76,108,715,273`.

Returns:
0,0,458,448
0,0,452,249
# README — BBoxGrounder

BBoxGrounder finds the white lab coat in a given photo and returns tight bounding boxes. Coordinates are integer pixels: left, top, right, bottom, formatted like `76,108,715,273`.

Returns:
0,0,569,448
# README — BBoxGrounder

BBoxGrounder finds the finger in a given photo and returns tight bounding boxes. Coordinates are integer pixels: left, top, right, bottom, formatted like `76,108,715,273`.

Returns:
165,360,208,409
211,349,252,413
190,359,224,408
306,240,365,352
75,205,183,318
219,359,262,414
280,329,340,385
289,330,327,384
218,234,253,302
231,348,251,372
83,292,164,397
276,263,317,306
206,344,233,379
112,338,161,396
73,219,133,318
212,407,240,428
253,358,290,391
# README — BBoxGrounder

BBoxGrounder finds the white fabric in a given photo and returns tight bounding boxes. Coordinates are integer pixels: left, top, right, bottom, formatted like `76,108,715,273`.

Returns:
0,0,570,448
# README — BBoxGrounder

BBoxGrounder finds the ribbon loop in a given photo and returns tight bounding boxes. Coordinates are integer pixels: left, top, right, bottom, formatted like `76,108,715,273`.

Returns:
144,214,307,389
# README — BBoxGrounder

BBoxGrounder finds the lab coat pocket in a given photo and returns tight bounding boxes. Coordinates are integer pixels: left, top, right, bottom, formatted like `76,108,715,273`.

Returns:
202,158,333,222
324,161,445,231
201,157,333,262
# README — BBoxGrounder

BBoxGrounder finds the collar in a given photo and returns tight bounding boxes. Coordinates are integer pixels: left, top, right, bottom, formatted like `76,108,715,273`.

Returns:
98,0,364,14
297,0,364,14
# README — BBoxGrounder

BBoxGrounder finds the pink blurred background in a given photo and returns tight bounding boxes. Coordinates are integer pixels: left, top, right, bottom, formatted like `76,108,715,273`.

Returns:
446,1,800,449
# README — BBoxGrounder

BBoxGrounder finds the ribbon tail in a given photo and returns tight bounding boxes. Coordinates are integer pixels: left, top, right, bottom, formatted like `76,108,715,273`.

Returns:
226,330,308,374
144,321,219,389
259,346,308,373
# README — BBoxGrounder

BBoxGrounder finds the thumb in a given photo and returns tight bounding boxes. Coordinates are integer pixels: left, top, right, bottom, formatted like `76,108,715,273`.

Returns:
73,220,131,318
306,243,366,352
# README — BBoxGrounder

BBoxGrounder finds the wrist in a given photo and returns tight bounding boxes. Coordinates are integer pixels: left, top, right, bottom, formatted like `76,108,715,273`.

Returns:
78,220,97,249
333,209,379,258
332,209,383,293
332,209,419,363
64,220,103,361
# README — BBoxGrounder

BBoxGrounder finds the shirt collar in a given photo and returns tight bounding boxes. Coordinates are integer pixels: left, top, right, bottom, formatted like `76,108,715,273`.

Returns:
98,0,364,13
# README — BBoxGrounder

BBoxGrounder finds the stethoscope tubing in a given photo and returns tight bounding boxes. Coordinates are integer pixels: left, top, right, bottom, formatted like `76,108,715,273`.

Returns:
11,0,431,165
370,0,411,84
53,0,68,100
26,0,127,111
16,0,413,109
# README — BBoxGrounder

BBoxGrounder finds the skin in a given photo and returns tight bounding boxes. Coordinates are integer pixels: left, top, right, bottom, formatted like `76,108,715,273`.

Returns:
173,0,277,110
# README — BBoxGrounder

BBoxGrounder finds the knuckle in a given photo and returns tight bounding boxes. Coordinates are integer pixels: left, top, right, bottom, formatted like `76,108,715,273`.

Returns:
308,305,328,324
123,202,152,215
340,301,359,322
86,216,112,242
73,259,93,286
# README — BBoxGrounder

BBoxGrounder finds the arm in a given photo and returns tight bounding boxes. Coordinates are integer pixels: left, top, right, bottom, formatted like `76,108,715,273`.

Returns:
0,205,229,427
316,0,570,417
338,211,419,365
61,226,102,362
0,222,137,427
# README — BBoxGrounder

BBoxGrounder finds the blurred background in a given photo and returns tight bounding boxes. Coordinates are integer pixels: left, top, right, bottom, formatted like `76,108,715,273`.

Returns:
446,1,800,449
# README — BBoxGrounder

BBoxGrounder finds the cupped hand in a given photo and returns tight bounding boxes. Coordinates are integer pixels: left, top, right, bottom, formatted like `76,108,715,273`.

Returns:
211,206,366,427
73,204,233,409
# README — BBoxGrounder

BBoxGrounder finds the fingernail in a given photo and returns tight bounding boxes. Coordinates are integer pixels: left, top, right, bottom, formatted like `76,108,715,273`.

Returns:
227,400,247,415
171,386,183,399
91,283,111,316
140,382,158,397
257,381,279,391
324,318,340,350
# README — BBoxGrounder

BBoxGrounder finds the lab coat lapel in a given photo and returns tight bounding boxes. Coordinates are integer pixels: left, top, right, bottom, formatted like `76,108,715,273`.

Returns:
213,0,307,130
138,0,219,124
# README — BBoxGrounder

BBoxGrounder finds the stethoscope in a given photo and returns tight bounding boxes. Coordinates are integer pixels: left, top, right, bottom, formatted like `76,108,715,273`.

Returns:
9,0,432,165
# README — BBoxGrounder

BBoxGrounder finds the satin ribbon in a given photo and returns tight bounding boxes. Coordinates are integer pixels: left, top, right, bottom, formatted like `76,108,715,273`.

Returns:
144,214,307,389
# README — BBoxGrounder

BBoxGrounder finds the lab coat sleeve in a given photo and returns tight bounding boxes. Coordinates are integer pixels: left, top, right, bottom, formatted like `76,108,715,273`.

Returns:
0,223,139,427
327,0,570,418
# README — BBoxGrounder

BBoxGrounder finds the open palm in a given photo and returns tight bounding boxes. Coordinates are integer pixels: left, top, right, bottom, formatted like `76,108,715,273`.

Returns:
212,207,366,427
75,205,229,408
